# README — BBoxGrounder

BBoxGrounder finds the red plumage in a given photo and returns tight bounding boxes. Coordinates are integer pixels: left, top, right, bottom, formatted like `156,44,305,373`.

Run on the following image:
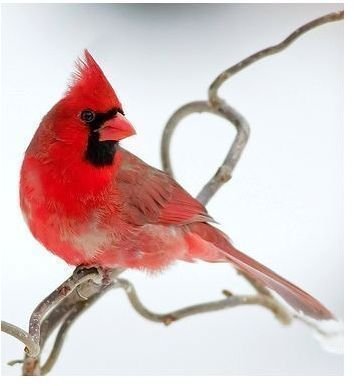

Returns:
20,51,334,320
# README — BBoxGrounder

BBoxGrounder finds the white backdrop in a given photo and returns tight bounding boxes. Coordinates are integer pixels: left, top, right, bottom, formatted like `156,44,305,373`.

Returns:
1,3,343,375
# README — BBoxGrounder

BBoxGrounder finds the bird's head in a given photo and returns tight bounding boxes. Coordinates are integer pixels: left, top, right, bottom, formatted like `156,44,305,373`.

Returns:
33,50,136,167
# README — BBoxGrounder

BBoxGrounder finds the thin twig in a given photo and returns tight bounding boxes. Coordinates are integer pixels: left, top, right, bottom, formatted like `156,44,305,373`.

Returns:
39,298,77,348
7,359,24,367
40,276,123,374
36,269,123,374
209,10,344,103
161,101,250,205
115,278,292,325
40,304,86,375
16,267,105,374
27,267,101,354
1,321,39,358
159,9,343,340
197,102,250,204
161,10,343,205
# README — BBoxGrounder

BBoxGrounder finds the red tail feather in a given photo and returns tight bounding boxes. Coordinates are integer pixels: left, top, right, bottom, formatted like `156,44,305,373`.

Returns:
188,223,334,320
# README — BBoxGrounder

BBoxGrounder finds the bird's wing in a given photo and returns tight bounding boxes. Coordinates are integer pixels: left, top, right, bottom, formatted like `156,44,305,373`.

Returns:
115,150,214,226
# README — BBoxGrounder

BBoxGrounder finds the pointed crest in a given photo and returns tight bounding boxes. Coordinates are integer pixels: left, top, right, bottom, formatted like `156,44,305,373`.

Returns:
65,50,121,111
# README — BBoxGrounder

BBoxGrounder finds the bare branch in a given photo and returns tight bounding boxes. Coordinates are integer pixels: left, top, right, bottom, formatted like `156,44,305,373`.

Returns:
161,100,250,205
1,321,39,358
40,304,85,375
161,101,211,177
159,9,343,346
209,10,344,103
161,11,343,205
39,299,77,348
7,359,24,367
32,269,123,375
40,280,118,375
22,357,41,376
115,278,292,325
197,102,250,204
28,267,102,354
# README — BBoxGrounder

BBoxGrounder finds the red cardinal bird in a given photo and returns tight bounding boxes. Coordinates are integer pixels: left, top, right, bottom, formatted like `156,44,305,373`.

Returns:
20,50,333,320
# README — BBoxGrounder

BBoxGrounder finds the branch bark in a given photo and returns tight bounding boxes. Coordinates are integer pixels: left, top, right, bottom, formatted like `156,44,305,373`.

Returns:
161,10,343,205
28,266,101,353
115,277,292,326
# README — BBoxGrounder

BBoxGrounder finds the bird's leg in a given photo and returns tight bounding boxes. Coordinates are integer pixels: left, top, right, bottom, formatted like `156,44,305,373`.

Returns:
74,265,124,286
95,267,112,286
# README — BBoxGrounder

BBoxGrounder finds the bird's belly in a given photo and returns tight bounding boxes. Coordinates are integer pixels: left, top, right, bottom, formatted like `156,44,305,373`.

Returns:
61,223,190,270
21,201,107,266
91,224,190,271
23,197,189,269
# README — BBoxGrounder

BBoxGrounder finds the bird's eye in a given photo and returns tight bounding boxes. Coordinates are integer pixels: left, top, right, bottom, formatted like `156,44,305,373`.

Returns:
80,109,96,123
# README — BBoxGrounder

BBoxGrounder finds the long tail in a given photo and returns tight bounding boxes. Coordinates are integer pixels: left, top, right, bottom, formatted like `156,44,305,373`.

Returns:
186,222,334,320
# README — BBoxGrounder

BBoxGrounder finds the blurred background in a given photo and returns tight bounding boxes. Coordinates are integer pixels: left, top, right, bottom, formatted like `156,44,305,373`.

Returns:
1,3,343,375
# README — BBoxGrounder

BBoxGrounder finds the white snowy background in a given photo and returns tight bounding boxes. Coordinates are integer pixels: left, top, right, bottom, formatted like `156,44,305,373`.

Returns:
1,3,343,375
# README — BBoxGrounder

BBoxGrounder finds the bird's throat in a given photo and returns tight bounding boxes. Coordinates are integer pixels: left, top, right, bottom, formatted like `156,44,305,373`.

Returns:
85,131,118,166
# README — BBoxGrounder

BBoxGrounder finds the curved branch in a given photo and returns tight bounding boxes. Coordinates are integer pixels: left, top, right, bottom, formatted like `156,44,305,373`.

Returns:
115,278,292,326
209,10,344,103
1,321,39,358
161,101,212,177
28,267,101,352
2,267,103,365
197,102,250,205
40,304,85,375
40,269,124,375
161,10,343,206
159,10,343,349
161,100,250,206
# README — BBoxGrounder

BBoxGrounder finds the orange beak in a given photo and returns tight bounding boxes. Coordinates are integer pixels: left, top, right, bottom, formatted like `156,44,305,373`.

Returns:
99,114,136,142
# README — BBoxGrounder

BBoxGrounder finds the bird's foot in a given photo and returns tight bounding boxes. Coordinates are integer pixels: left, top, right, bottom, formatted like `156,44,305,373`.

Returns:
95,267,114,286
